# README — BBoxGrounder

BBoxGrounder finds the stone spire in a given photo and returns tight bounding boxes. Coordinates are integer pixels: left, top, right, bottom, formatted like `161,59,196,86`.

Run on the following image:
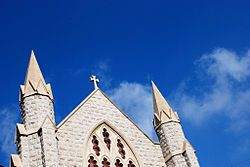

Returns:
19,50,53,101
152,81,179,128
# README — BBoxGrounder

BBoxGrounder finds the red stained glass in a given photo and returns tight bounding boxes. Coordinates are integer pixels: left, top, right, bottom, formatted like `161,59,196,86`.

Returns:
101,157,110,167
92,136,100,156
103,128,111,150
115,159,123,167
117,139,125,159
88,156,98,167
128,160,135,167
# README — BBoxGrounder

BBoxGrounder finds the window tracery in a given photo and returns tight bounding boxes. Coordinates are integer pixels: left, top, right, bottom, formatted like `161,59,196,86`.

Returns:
85,122,139,167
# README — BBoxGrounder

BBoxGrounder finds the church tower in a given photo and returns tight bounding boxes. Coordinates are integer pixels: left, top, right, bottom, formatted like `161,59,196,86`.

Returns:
19,50,54,129
13,51,59,166
152,81,199,167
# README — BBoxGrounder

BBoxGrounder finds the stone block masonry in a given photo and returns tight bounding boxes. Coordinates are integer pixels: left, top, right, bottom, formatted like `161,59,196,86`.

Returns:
20,95,55,131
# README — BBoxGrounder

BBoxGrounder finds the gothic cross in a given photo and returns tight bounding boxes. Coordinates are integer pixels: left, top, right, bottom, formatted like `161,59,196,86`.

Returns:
89,75,99,89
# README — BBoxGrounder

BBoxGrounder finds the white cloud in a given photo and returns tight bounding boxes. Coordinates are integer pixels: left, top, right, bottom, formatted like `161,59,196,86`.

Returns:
173,48,250,131
0,107,18,158
92,60,112,89
107,82,155,138
200,49,250,81
104,48,250,139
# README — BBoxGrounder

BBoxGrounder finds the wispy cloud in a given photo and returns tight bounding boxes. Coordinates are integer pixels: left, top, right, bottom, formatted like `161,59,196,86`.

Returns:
101,48,250,145
92,60,112,89
172,48,250,132
107,82,154,138
107,48,250,139
0,106,19,160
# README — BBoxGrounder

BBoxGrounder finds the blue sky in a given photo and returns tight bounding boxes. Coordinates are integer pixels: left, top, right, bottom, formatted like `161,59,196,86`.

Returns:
1,0,250,166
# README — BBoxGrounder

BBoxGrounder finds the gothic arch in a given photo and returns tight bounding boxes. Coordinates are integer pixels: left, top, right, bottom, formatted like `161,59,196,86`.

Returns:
83,119,143,167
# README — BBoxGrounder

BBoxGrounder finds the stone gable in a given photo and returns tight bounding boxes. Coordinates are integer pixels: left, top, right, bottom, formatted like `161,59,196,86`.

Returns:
56,89,165,167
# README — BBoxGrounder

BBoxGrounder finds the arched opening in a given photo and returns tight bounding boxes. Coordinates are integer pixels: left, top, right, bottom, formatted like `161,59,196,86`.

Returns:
83,120,141,167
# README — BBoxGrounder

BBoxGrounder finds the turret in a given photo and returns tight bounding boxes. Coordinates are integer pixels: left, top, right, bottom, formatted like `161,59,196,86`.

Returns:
152,81,199,167
12,50,59,167
19,50,54,130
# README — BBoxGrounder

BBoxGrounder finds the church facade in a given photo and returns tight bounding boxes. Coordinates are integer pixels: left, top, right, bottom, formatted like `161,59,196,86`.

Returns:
10,51,199,167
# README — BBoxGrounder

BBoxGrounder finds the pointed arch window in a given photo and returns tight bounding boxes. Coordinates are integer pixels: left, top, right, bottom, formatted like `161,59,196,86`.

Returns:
85,122,140,167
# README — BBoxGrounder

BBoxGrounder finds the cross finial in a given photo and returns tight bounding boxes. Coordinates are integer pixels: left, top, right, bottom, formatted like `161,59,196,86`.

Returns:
89,75,99,90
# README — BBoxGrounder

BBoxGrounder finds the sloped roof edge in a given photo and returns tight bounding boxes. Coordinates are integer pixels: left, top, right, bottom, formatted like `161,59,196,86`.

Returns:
56,88,160,145
56,88,99,129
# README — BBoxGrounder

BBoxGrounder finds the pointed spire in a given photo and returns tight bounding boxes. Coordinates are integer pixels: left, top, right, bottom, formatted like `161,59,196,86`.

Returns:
24,50,46,88
19,50,53,101
152,81,179,128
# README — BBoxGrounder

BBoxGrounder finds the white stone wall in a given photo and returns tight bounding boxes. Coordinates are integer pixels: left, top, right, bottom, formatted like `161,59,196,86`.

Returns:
157,122,187,166
184,143,200,167
20,95,55,130
156,122,199,167
41,118,60,167
56,90,165,167
16,135,30,166
16,125,60,167
27,133,44,167
18,94,59,167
